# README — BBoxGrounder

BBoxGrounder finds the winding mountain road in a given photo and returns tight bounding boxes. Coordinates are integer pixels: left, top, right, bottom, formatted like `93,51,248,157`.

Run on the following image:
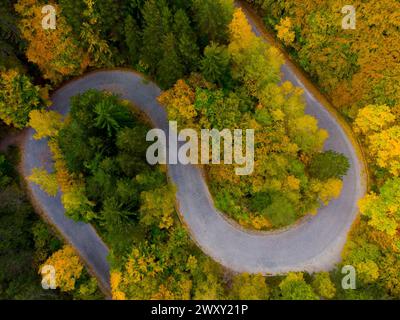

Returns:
21,4,367,295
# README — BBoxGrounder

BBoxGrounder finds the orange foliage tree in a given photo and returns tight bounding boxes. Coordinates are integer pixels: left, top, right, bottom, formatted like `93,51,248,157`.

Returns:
15,0,89,84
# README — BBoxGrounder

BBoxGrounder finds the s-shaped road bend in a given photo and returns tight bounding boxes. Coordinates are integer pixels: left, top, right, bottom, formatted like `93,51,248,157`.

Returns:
21,3,367,296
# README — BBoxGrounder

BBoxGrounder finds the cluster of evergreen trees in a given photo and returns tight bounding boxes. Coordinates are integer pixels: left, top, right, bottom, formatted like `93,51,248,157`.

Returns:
56,0,234,88
55,90,172,258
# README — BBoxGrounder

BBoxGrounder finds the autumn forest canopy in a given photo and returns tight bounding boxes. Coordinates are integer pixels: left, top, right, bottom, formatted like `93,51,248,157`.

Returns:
0,0,399,301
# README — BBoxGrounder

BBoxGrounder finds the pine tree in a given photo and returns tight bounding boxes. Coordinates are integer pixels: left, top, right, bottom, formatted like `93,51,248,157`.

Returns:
192,0,234,45
157,33,184,88
230,273,270,299
200,43,230,85
308,151,350,180
42,245,84,292
141,0,171,75
0,1,23,69
359,178,400,236
279,272,319,300
173,9,200,73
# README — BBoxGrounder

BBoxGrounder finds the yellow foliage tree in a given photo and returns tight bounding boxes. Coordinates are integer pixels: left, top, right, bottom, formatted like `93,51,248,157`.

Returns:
312,272,336,299
29,167,59,196
41,245,83,292
379,253,400,298
139,185,176,230
278,272,318,300
311,178,343,207
354,105,396,136
110,246,164,300
15,0,89,83
286,175,300,191
29,109,63,140
110,271,126,300
0,69,48,128
356,260,380,284
289,115,328,154
275,17,295,46
230,273,270,299
151,284,176,300
358,178,400,236
228,8,254,51
228,8,282,96
158,79,197,128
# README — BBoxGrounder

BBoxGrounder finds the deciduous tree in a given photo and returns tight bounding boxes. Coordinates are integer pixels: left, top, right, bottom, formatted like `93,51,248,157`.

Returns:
230,273,269,300
359,178,400,236
192,0,234,45
354,105,396,136
368,126,400,176
278,272,318,300
28,167,59,196
312,272,336,299
29,109,63,140
124,15,141,65
140,185,175,230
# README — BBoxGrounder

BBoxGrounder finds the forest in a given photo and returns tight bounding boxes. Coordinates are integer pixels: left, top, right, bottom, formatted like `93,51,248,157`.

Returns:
0,0,398,300
0,144,102,299
248,0,400,298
